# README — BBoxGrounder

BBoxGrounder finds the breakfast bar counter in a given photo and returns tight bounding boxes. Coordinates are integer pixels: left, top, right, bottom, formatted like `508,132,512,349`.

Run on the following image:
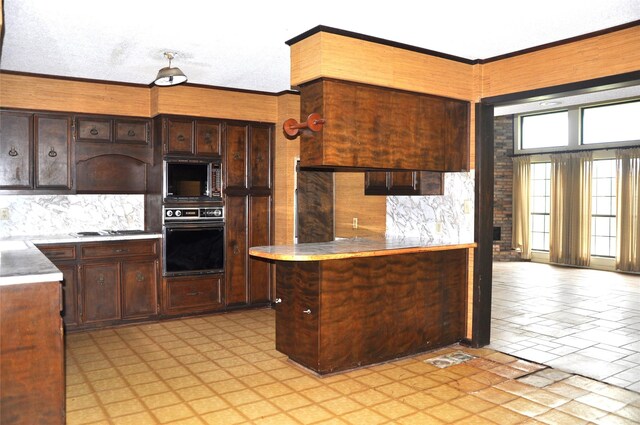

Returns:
250,238,476,374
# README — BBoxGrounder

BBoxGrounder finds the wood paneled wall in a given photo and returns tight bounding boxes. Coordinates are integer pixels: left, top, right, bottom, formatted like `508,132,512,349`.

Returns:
274,94,301,245
0,74,150,116
481,26,640,98
151,86,277,122
334,173,386,239
290,32,476,102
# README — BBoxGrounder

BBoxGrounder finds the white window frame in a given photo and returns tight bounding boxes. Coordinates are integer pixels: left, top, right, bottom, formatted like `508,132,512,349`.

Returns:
515,98,640,155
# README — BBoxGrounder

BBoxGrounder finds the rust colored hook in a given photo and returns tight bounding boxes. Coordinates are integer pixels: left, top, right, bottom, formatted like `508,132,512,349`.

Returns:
283,113,325,138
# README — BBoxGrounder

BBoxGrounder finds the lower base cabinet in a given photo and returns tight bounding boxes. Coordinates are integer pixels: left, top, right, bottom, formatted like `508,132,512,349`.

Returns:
275,249,468,374
162,274,224,316
38,239,160,331
0,281,65,425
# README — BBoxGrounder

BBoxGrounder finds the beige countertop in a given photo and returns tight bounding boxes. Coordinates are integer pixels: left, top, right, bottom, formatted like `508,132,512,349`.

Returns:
249,237,476,261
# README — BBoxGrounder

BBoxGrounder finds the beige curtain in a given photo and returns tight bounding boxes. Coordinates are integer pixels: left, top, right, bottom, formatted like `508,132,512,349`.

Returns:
512,156,531,259
616,148,640,272
549,152,593,266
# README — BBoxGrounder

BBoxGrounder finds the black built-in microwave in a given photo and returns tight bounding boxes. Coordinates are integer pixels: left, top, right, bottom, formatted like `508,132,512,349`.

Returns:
164,158,222,202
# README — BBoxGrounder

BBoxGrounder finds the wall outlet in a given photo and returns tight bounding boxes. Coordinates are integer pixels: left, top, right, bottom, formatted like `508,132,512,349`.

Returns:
0,208,9,220
352,217,358,229
464,200,472,214
435,221,442,233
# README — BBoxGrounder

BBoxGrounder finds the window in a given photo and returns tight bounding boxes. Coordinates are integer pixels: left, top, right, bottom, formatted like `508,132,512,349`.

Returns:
530,162,551,251
591,159,617,257
582,100,640,145
521,111,568,150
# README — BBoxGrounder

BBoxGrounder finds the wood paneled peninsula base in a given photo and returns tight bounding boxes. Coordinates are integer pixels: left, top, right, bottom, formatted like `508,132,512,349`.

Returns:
250,238,476,375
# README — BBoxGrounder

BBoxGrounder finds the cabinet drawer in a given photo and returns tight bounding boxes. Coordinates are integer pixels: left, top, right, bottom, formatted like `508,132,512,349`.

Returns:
115,120,149,145
164,275,222,315
80,240,158,260
76,117,111,143
38,244,77,261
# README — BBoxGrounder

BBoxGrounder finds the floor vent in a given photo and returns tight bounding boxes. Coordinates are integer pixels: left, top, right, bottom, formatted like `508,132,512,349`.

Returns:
424,351,476,368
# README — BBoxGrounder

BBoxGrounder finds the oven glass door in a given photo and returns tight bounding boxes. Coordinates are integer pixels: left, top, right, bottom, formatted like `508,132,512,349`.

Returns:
163,224,224,276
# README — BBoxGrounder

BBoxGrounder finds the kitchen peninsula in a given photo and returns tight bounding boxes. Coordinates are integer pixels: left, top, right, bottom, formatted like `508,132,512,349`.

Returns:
250,238,475,374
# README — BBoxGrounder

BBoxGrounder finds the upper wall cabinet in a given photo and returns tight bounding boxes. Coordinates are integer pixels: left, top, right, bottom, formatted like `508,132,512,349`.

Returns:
74,114,153,194
298,78,470,172
160,117,222,157
0,110,73,191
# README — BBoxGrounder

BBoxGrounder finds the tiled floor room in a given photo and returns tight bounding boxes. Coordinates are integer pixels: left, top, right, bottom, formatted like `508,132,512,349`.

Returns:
66,308,640,424
491,261,640,392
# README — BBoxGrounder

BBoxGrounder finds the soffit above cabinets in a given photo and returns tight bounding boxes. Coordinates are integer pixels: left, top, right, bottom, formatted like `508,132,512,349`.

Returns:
1,0,639,93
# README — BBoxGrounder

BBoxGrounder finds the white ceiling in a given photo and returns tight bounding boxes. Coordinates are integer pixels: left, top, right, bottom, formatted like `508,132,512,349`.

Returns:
1,0,639,95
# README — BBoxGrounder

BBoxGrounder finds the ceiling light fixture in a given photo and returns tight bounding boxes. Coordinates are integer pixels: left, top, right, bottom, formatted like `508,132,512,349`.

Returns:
539,101,561,106
154,52,187,86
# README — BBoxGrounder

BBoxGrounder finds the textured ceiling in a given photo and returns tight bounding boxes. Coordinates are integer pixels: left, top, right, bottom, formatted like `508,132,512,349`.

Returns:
1,0,639,93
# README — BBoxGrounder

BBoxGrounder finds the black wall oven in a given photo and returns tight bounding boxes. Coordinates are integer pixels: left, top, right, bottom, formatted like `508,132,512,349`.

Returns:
163,206,224,276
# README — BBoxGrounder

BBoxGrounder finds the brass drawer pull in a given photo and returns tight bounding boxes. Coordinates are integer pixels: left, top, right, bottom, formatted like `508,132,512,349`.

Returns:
90,128,99,136
48,147,58,157
8,147,18,157
113,248,129,253
186,291,200,296
127,130,136,137
136,272,144,282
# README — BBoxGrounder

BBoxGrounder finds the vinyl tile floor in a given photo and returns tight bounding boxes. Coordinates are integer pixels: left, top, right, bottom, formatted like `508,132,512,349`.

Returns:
66,308,640,425
491,261,640,393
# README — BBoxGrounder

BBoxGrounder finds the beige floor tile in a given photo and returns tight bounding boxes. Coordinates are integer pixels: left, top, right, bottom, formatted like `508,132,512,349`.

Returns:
503,397,551,417
349,388,392,406
96,387,136,405
288,404,334,424
396,411,444,424
535,409,589,425
142,391,182,410
448,394,496,413
132,380,171,397
235,399,281,420
187,395,230,415
253,412,302,425
270,392,314,411
67,393,100,412
300,385,342,403
110,411,157,425
220,388,263,406
66,406,107,424
341,408,388,425
428,402,472,422
370,399,417,419
102,398,146,418
175,384,216,401
479,405,530,424
320,396,364,416
152,403,197,423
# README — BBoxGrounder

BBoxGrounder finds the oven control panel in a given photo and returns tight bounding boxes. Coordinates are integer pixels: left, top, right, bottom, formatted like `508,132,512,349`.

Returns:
164,207,224,221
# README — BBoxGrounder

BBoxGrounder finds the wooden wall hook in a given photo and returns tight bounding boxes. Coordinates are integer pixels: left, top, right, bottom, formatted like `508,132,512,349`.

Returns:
283,113,325,137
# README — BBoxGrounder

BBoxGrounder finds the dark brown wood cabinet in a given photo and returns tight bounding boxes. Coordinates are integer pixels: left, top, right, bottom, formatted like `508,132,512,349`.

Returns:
74,114,153,194
0,110,72,191
162,274,224,316
37,244,79,327
38,239,159,331
35,115,73,189
298,78,470,171
225,122,273,308
81,262,121,324
275,249,468,374
365,170,444,196
162,117,222,157
0,281,65,425
0,111,33,188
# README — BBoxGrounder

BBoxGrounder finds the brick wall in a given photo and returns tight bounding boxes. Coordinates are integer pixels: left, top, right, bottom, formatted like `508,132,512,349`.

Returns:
493,115,521,261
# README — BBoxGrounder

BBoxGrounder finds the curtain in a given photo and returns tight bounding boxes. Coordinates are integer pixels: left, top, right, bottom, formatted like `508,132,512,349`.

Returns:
616,148,640,272
512,156,531,259
550,152,593,266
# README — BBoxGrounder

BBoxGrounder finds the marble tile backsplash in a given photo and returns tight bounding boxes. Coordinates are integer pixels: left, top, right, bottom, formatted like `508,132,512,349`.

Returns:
0,195,145,237
386,172,474,244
